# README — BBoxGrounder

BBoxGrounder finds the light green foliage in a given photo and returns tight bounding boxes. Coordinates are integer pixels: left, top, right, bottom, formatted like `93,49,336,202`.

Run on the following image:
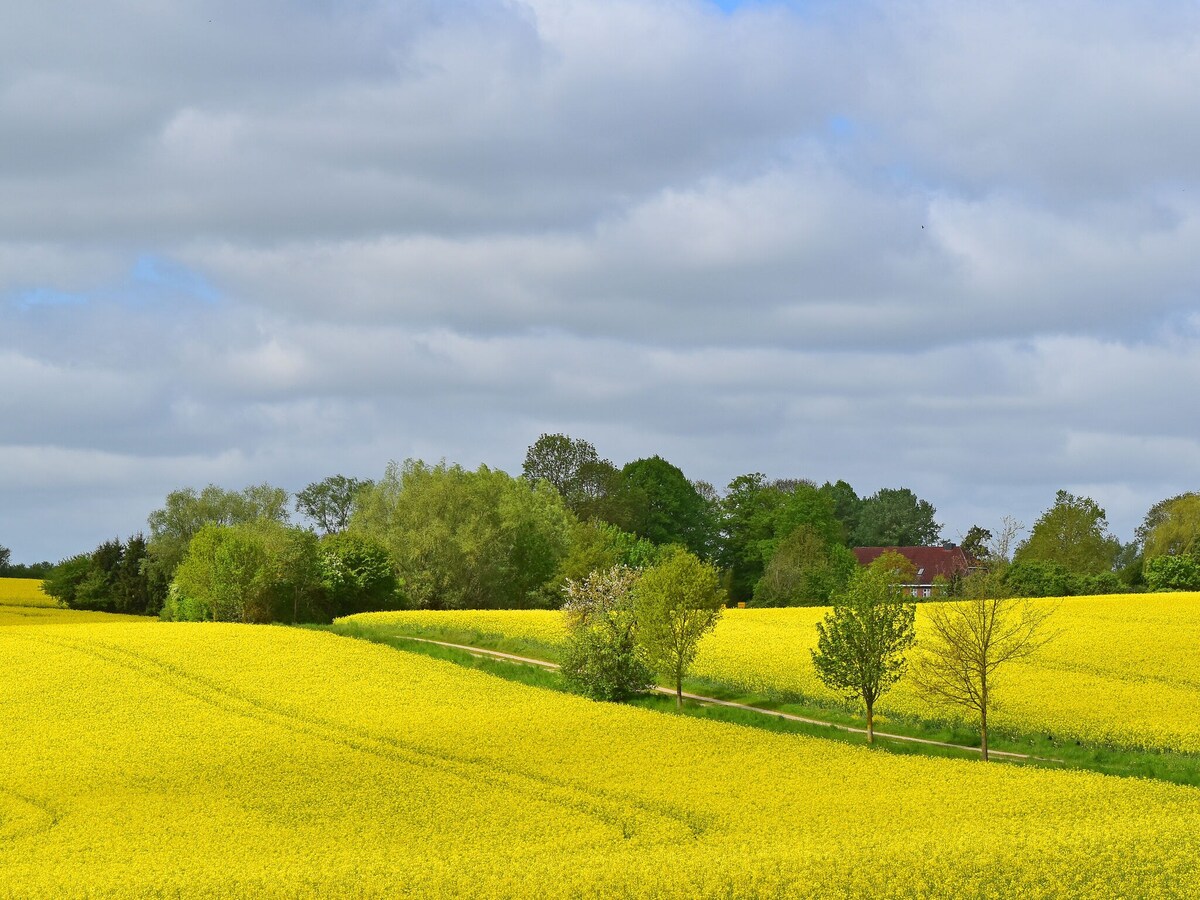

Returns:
145,483,292,604
560,566,653,701
1015,490,1120,576
1143,494,1200,560
557,520,660,587
319,532,402,617
169,524,272,623
351,460,574,610
852,488,941,547
296,475,373,534
632,546,727,705
810,564,916,742
1144,554,1200,591
166,522,324,623
752,525,857,606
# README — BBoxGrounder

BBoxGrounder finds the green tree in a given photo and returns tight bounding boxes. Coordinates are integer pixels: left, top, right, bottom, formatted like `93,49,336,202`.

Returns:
717,473,789,602
169,524,272,623
352,460,573,610
522,433,604,509
295,475,372,535
556,520,659,587
620,457,716,558
810,563,916,743
1003,560,1079,598
853,488,941,547
632,546,726,707
752,524,857,606
1142,494,1200,560
1144,554,1200,591
819,480,862,545
41,554,92,608
319,532,401,618
912,586,1055,761
0,544,10,572
145,483,292,607
559,566,653,701
1014,490,1119,576
961,526,992,562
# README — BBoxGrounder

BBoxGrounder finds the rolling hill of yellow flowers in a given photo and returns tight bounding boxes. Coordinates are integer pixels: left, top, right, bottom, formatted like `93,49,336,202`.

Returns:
353,593,1200,753
3,613,1200,897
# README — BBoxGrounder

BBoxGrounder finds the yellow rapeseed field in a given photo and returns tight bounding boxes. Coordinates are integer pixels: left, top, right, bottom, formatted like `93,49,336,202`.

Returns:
351,593,1200,752
0,578,55,608
2,617,1200,897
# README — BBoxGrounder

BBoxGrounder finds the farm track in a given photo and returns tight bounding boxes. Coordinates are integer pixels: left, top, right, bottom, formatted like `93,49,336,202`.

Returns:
388,635,1057,763
8,629,702,841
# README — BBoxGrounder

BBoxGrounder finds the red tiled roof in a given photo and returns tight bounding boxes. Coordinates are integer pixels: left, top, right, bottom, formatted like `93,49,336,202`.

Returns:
852,546,976,586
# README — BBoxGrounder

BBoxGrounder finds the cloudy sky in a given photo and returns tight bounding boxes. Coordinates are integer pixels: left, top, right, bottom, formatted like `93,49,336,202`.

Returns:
3,0,1199,562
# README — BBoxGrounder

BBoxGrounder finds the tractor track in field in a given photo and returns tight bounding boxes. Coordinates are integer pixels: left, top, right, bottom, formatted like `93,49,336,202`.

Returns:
390,635,1058,764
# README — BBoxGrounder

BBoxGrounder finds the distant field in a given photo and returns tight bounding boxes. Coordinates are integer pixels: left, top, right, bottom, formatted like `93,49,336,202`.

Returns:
348,593,1200,753
2,617,1200,897
0,578,55,608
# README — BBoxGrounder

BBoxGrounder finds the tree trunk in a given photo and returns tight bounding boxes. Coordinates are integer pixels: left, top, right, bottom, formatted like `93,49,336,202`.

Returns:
980,675,989,762
866,699,875,744
676,668,683,708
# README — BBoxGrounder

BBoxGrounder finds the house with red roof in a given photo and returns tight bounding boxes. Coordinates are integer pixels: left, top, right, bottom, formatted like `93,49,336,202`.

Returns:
852,544,980,598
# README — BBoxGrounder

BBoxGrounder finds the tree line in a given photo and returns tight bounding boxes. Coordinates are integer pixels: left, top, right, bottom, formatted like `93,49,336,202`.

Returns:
20,432,1200,620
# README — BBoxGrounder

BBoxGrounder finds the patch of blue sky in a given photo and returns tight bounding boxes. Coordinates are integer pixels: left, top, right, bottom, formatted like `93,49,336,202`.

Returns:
6,254,221,312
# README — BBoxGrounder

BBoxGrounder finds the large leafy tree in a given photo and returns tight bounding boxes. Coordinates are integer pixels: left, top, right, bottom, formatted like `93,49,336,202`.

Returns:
295,475,373,535
633,546,726,707
620,456,716,558
752,524,857,607
852,488,941,547
810,561,916,743
1141,493,1200,560
1014,490,1120,576
145,483,292,606
717,473,789,601
0,544,10,572
819,480,862,544
352,460,574,610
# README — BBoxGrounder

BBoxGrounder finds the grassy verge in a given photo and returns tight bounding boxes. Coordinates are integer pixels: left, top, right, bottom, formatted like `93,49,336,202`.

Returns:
317,620,1200,785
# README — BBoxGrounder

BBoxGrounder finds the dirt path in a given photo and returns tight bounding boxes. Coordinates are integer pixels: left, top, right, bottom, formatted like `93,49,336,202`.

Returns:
391,634,1053,763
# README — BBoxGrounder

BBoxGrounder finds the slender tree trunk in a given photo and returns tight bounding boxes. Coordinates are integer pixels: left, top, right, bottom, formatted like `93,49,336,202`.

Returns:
676,667,683,708
980,674,989,762
866,698,875,744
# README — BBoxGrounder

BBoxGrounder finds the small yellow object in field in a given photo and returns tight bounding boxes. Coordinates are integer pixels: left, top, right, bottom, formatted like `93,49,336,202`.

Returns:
2,620,1199,897
0,577,55,608
352,593,1200,753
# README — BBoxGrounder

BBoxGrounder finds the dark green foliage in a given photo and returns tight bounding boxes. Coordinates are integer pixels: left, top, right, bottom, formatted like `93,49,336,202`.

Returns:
41,535,158,615
852,488,941,547
295,475,373,534
819,480,862,544
1144,554,1200,591
0,559,53,578
717,473,788,602
1014,490,1120,576
319,531,402,617
961,525,992,561
619,456,717,559
1004,560,1081,598
352,460,574,610
811,564,916,742
0,544,9,571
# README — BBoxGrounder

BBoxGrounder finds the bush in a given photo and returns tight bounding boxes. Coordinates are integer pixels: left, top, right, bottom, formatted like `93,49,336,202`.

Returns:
559,566,653,701
320,532,402,617
1144,554,1200,592
1003,560,1080,598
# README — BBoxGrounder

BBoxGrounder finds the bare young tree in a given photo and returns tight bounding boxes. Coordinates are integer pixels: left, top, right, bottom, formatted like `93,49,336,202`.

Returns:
912,589,1055,760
